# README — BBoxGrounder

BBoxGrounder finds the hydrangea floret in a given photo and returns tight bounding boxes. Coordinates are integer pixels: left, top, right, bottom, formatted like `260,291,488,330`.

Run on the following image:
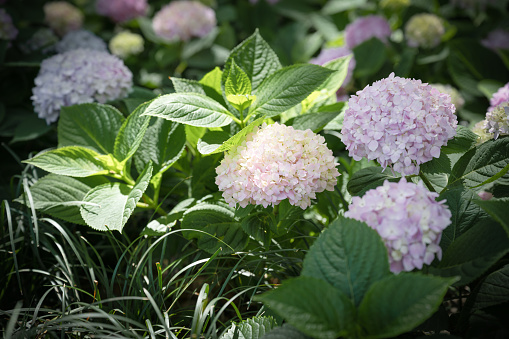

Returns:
109,31,144,59
31,49,132,124
341,73,457,176
43,1,83,36
481,29,509,51
431,83,465,110
215,123,340,210
152,1,216,41
0,8,18,42
488,82,509,112
344,15,392,49
485,104,509,139
405,13,445,49
345,177,452,273
96,0,147,23
55,30,108,53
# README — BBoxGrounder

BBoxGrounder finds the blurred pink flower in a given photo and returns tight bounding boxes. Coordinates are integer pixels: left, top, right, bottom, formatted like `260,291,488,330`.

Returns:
488,82,509,112
481,29,509,51
43,1,83,36
96,0,147,23
345,15,392,49
0,8,18,42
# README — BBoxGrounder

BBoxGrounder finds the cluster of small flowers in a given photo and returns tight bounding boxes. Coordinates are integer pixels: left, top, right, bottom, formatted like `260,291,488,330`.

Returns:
310,46,356,94
485,104,509,139
472,120,493,144
431,83,465,110
345,178,452,273
55,30,108,53
152,1,216,41
405,13,444,49
215,123,340,210
488,82,509,112
31,49,132,124
481,29,509,51
344,15,392,49
0,8,18,42
96,0,147,23
43,1,83,36
341,73,457,176
109,31,144,59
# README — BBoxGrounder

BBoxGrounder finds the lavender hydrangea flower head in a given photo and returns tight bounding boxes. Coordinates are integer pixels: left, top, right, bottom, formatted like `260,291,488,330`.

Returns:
488,82,509,112
472,119,493,144
152,1,216,41
44,1,83,36
481,29,509,51
31,49,132,124
55,30,108,53
345,177,452,273
215,123,340,210
344,15,392,49
341,73,457,176
109,31,144,59
431,84,465,110
96,0,147,23
0,8,18,42
485,104,509,139
405,13,444,49
310,46,356,91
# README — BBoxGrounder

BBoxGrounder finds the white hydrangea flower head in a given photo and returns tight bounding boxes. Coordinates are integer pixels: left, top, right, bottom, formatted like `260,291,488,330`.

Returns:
0,8,18,41
109,31,144,59
31,49,133,124
215,123,340,210
341,73,458,176
488,82,509,112
472,119,493,145
55,30,108,53
481,29,509,51
43,1,83,36
152,1,216,41
405,13,445,49
96,0,147,23
485,104,509,139
345,177,452,273
344,15,392,49
431,83,465,110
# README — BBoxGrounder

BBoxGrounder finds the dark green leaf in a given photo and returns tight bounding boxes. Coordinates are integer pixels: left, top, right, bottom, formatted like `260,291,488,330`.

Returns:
474,198,509,236
171,78,206,95
10,115,52,144
241,211,276,247
353,38,387,78
291,111,341,133
347,166,399,196
472,264,509,310
441,126,477,154
261,324,311,339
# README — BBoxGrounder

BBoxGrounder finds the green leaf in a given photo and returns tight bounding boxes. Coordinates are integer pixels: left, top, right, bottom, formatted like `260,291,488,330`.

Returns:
317,55,352,93
353,38,387,78
250,64,334,118
225,60,252,96
10,114,52,144
200,117,265,155
143,93,233,127
80,162,153,231
199,67,224,104
134,119,186,176
474,198,509,236
24,146,118,177
347,166,399,196
181,203,249,254
322,0,368,14
432,219,509,286
171,78,206,95
448,138,509,189
113,101,151,163
255,276,355,339
197,130,230,155
441,126,477,154
220,316,277,339
358,273,457,339
15,174,108,225
261,324,311,339
58,103,125,155
222,29,282,93
439,186,490,252
226,94,256,111
141,215,177,236
301,217,390,306
472,264,509,310
291,110,342,133
477,80,504,100
241,211,276,247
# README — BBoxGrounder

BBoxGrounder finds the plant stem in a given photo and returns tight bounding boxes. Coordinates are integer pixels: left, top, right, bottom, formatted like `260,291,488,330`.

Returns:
418,171,436,192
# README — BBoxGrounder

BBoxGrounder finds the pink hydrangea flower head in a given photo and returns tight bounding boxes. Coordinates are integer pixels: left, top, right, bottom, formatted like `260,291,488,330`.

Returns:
215,123,340,210
43,1,83,36
344,15,392,49
485,104,509,139
472,119,493,144
341,73,458,176
405,13,444,49
310,46,356,89
31,49,133,124
488,82,509,112
481,29,509,51
345,177,452,273
0,8,18,42
152,1,216,42
95,0,148,23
